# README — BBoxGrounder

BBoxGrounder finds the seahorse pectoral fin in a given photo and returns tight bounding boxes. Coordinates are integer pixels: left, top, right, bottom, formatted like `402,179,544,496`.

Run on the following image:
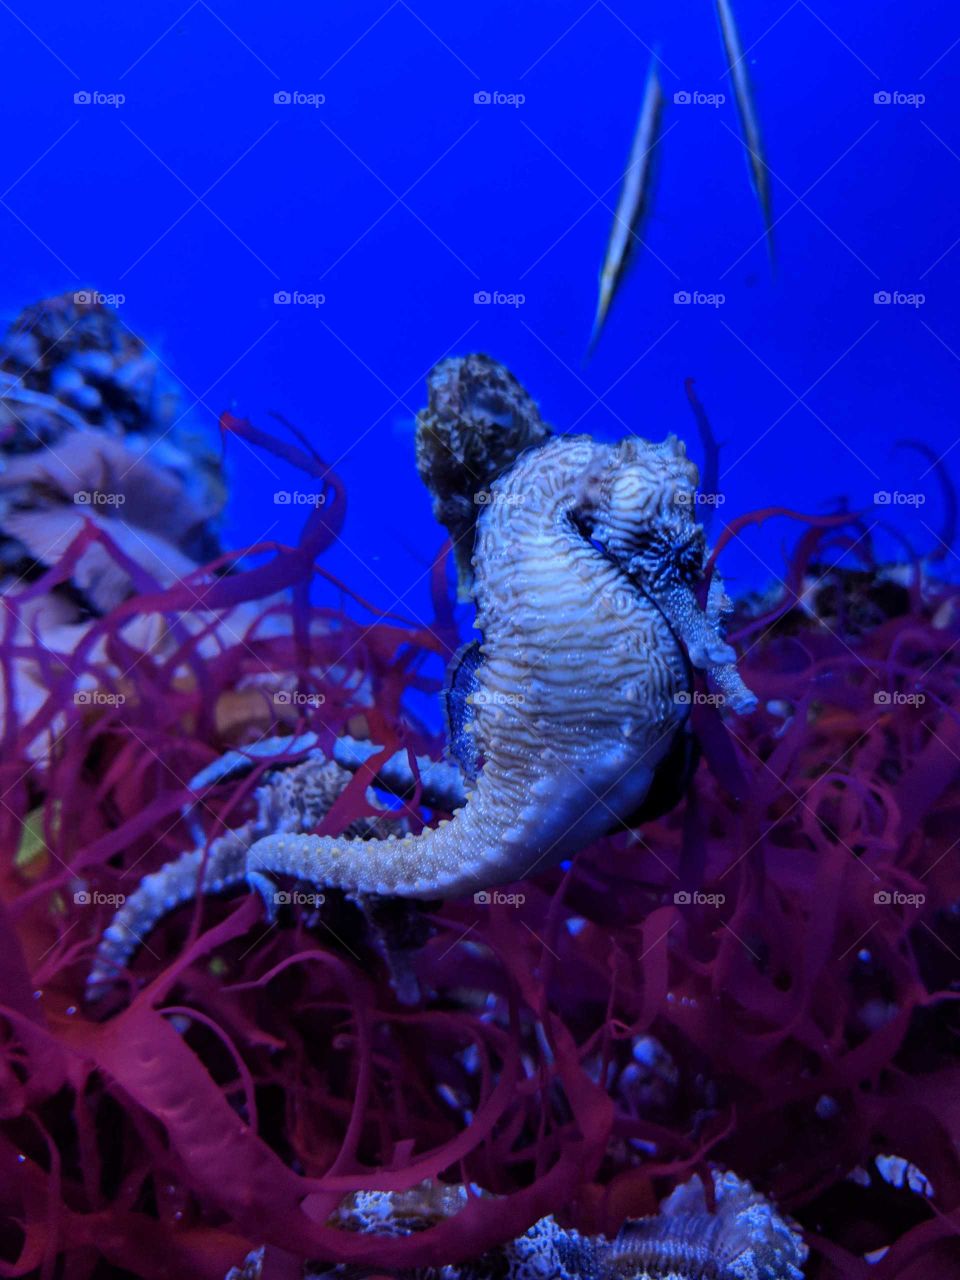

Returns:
441,640,485,782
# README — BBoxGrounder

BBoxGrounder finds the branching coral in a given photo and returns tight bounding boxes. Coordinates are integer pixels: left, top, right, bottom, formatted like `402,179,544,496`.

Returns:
225,1169,807,1279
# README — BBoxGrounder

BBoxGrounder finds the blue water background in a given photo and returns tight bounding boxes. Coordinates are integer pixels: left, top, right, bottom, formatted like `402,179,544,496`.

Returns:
2,0,957,622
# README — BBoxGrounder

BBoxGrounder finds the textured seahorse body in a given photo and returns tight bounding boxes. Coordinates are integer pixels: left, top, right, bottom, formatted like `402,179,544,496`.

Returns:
247,434,725,898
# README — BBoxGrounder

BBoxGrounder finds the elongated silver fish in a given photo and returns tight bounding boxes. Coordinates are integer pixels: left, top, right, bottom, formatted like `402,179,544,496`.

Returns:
590,57,664,353
716,0,774,259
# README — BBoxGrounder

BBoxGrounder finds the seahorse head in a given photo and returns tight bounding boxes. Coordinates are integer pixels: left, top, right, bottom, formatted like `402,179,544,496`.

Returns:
583,434,707,592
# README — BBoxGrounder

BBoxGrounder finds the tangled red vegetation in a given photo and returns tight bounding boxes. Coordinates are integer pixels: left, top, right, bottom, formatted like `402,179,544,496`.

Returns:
1,416,958,1279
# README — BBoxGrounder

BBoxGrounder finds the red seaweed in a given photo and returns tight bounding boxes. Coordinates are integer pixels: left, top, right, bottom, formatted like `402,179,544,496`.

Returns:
1,416,959,1278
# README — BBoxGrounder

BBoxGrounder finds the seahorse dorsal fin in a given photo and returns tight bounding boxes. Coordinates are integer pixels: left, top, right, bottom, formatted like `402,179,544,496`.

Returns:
442,640,484,782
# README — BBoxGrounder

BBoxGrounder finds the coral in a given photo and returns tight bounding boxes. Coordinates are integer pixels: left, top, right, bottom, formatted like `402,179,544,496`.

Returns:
611,1169,806,1280
0,293,236,756
223,1170,806,1279
1,292,217,459
0,428,221,610
0,290,224,563
415,353,552,600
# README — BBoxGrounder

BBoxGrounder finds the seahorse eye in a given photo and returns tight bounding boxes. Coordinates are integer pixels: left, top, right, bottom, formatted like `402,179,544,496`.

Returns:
673,526,706,581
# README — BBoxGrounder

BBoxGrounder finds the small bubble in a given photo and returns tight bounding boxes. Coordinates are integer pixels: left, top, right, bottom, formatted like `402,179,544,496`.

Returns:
816,1094,840,1120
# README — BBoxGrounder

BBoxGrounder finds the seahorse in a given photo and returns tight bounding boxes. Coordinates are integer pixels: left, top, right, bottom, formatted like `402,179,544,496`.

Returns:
245,433,754,900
